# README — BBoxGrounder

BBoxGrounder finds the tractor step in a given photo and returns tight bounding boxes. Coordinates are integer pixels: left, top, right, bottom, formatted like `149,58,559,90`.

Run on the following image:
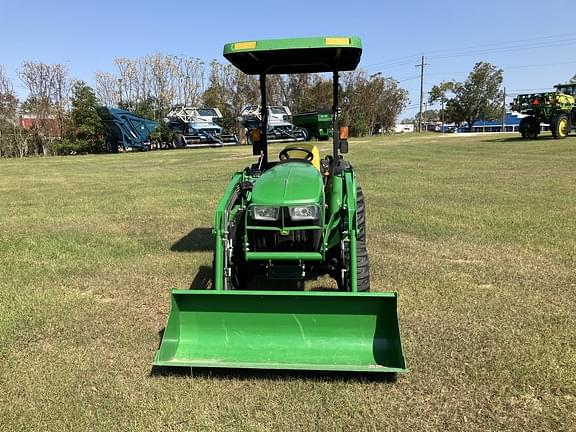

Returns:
153,290,407,373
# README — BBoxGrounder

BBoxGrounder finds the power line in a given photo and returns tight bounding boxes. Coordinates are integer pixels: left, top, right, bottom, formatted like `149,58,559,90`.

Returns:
421,32,576,58
388,60,576,87
364,32,576,70
396,75,421,82
423,60,576,79
430,38,576,60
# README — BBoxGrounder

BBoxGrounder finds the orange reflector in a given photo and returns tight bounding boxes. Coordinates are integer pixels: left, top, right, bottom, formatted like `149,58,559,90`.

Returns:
339,126,349,140
325,37,350,46
234,41,257,50
250,128,261,143
532,98,540,106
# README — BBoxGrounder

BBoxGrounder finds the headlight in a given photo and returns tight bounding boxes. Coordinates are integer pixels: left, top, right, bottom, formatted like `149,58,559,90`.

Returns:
288,205,319,221
252,206,280,221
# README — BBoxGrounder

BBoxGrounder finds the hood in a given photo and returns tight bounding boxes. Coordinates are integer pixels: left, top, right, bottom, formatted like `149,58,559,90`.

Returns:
251,162,323,205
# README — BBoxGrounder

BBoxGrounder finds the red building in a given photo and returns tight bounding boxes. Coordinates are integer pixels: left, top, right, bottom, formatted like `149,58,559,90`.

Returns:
20,114,60,137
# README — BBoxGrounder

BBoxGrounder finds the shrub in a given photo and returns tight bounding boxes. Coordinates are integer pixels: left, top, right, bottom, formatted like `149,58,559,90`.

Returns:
49,139,104,155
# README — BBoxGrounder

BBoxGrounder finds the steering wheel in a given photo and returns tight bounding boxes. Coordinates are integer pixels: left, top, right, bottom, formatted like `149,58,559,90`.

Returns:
279,146,314,162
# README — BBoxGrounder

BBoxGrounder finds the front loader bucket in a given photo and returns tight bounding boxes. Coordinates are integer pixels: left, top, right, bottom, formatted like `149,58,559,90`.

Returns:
153,290,407,373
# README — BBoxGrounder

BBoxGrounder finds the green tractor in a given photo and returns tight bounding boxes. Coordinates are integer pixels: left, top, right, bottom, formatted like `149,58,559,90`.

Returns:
512,81,576,139
153,36,407,374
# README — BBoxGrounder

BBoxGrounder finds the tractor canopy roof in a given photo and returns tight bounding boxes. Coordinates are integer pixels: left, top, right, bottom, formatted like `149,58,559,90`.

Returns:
223,36,362,75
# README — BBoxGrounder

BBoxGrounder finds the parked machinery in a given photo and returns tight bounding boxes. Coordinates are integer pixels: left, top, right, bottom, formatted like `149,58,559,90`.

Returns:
511,81,576,139
240,105,308,143
96,107,158,152
292,111,333,141
164,106,238,147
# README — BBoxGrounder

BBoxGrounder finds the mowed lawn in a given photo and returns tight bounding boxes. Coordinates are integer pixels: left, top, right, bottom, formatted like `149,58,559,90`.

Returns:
0,133,574,431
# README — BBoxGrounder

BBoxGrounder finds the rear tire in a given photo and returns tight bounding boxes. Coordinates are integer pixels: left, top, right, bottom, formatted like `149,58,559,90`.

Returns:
519,116,540,139
550,113,570,139
173,133,186,147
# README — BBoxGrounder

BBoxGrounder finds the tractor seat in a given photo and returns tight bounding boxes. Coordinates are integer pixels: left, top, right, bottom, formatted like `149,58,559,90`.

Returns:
279,143,321,171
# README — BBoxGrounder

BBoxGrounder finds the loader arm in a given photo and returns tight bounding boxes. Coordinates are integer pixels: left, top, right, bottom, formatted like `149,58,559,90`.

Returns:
344,169,358,292
213,172,244,290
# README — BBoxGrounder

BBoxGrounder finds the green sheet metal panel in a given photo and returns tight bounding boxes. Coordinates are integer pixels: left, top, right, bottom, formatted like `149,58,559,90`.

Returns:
292,111,333,140
250,162,323,205
154,290,406,373
223,36,362,75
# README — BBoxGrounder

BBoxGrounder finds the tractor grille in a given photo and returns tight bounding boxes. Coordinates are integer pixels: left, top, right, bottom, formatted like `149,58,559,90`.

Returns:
248,229,321,252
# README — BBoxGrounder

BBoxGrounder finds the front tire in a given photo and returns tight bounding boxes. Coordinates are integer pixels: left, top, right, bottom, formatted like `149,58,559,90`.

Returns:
337,186,370,292
356,239,370,292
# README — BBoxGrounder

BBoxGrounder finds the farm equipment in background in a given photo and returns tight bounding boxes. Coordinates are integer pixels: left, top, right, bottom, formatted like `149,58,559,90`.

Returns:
96,107,158,151
511,81,576,139
240,105,308,143
153,36,407,374
292,111,333,141
164,106,238,147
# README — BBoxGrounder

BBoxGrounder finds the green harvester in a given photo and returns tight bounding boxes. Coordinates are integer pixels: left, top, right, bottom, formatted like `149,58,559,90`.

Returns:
153,36,407,374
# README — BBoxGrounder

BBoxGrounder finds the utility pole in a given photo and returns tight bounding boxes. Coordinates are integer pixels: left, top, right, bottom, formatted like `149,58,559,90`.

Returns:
417,56,427,133
501,87,506,133
441,98,445,133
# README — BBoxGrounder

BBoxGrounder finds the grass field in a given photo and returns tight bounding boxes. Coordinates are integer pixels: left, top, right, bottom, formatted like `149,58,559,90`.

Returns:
0,133,575,431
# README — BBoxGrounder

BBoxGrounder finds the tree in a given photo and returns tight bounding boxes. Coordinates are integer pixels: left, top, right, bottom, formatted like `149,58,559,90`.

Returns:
95,71,120,107
203,60,259,143
429,62,503,129
0,65,24,158
443,99,466,126
70,81,104,144
457,62,503,128
19,62,71,155
109,54,205,117
0,66,18,128
341,70,408,136
306,77,332,112
429,81,456,128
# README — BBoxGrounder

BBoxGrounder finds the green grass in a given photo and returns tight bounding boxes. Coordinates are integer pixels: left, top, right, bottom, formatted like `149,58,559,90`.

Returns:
0,133,575,431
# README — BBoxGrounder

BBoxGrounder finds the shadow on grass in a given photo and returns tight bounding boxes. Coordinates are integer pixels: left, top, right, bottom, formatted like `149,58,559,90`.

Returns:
492,135,558,143
190,266,212,289
150,365,397,383
171,227,213,252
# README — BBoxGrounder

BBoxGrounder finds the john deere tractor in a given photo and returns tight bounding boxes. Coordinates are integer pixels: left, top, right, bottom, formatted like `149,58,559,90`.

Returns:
512,81,576,139
153,36,406,374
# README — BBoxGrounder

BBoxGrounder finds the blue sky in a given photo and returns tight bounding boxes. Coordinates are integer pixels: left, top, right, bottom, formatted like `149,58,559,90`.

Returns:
2,0,575,118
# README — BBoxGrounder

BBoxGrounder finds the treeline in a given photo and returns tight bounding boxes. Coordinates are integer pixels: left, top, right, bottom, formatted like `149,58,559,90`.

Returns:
0,54,409,158
0,64,105,157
